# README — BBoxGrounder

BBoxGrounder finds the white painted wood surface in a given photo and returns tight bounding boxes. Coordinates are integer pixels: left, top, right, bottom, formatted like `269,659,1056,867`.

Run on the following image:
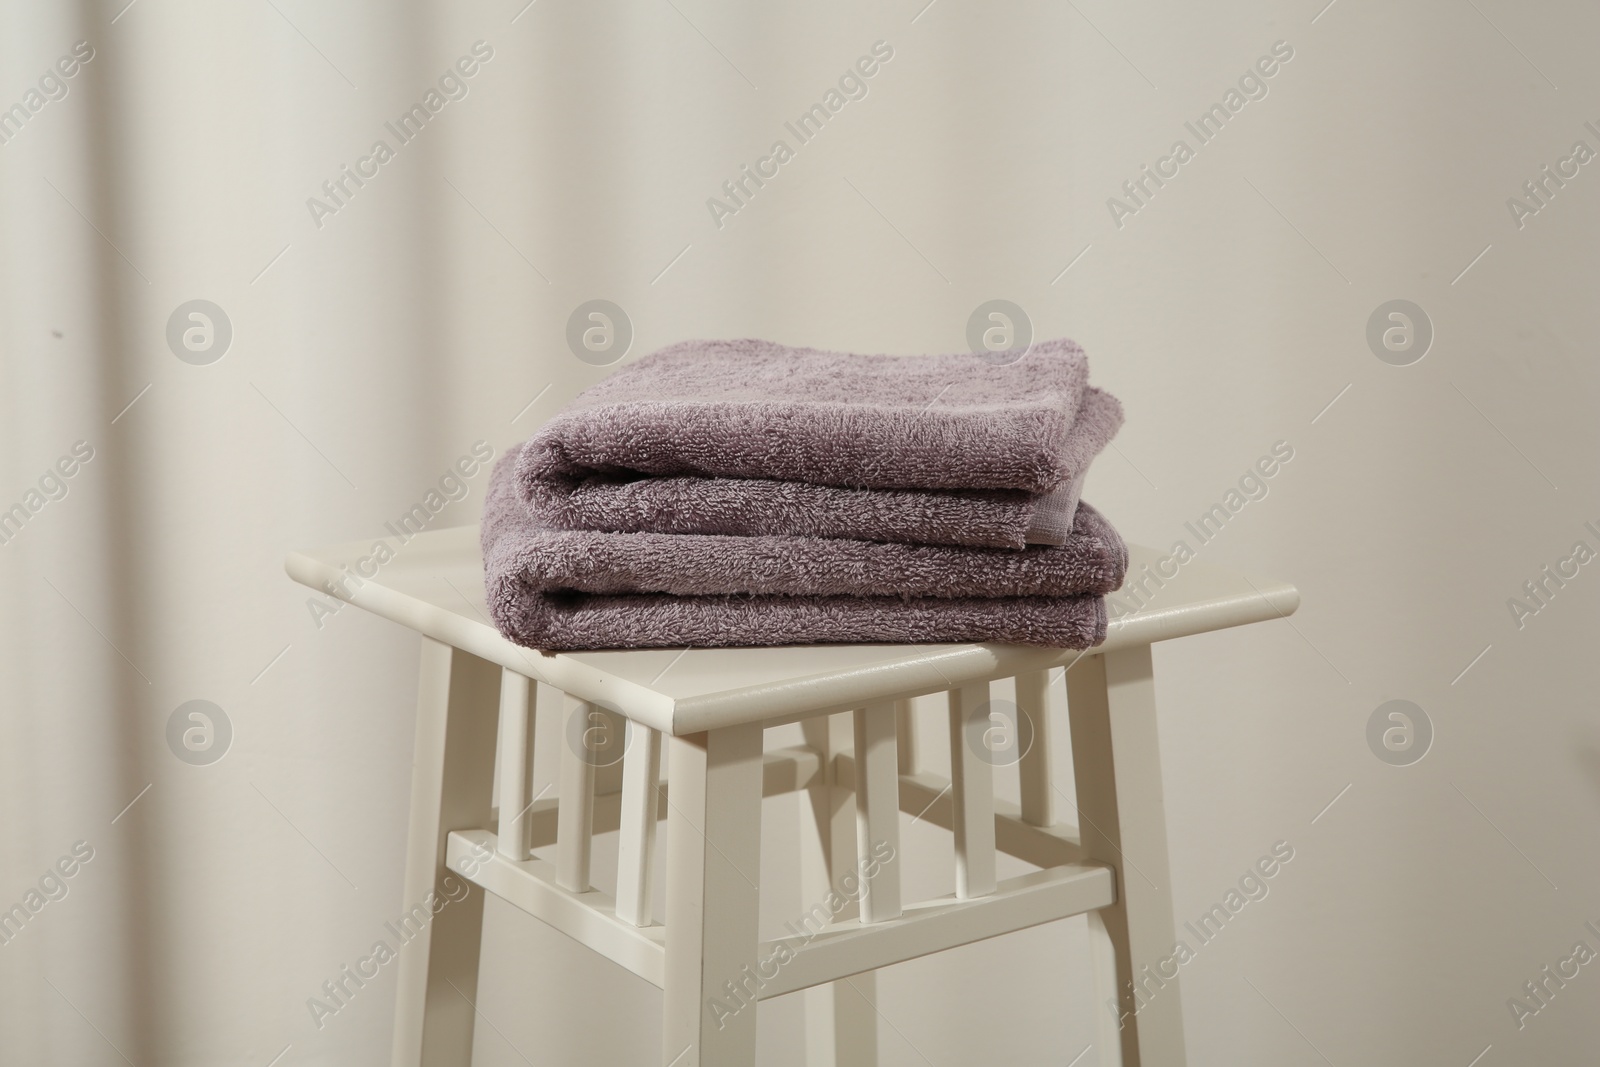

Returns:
894,698,915,775
285,526,1298,735
946,682,997,899
664,726,766,1067
798,712,880,1066
448,828,666,986
852,702,902,923
495,669,535,860
834,757,1082,871
615,723,662,927
557,693,599,893
285,526,1297,1067
1014,668,1053,827
390,640,499,1067
1088,909,1127,1067
1067,647,1185,1067
516,744,821,852
759,864,1115,1000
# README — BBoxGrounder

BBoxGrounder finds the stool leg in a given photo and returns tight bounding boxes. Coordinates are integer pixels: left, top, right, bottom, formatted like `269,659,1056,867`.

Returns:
799,713,879,1067
391,640,500,1067
1087,910,1127,1067
664,724,765,1066
1066,647,1186,1067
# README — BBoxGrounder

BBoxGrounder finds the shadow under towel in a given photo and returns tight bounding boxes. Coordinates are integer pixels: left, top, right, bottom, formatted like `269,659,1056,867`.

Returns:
515,338,1123,549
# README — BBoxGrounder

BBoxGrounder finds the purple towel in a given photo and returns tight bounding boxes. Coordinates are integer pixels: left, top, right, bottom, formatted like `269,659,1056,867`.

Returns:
482,454,1126,650
516,338,1123,549
487,590,1109,652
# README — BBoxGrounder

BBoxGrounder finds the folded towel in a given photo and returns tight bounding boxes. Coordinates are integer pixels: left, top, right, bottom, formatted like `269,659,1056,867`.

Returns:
516,338,1121,549
488,589,1109,652
529,387,1123,550
482,454,1127,650
1025,469,1091,546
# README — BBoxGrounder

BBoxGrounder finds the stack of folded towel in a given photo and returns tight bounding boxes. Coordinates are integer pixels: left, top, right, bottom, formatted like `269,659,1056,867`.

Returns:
481,338,1128,651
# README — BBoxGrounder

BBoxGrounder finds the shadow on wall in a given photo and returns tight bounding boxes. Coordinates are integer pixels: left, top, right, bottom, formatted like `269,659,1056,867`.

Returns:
60,0,453,1057
1572,743,1600,810
69,0,158,1058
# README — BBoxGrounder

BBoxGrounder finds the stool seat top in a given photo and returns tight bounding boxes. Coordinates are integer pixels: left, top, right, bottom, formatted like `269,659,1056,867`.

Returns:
286,525,1297,735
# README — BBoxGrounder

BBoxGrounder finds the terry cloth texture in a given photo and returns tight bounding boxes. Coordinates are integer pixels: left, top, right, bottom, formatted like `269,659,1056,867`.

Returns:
481,453,1126,650
515,338,1122,549
488,590,1108,652
525,385,1123,550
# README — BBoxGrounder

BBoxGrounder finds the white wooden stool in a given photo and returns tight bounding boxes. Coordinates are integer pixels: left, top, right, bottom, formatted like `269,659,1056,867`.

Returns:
287,528,1296,1067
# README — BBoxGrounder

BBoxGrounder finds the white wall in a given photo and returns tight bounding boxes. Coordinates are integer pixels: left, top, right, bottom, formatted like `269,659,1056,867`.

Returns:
2,0,1597,1063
